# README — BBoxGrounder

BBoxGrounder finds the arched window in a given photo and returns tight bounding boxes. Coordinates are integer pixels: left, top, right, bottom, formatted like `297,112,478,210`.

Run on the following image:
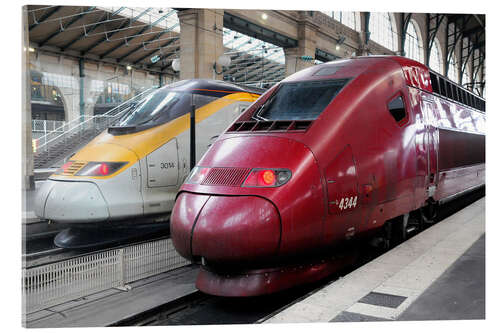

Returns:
321,11,361,31
462,64,472,89
429,40,443,74
369,12,397,51
404,20,423,63
447,54,458,82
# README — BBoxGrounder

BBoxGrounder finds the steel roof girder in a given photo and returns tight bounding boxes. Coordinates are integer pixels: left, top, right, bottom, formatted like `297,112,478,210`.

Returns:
39,6,97,47
99,9,176,59
29,6,62,31
120,23,179,63
134,37,179,65
82,7,152,54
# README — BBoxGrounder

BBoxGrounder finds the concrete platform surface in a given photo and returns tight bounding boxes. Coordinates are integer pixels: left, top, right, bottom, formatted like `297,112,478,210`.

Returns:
265,197,485,323
397,234,484,321
25,265,199,328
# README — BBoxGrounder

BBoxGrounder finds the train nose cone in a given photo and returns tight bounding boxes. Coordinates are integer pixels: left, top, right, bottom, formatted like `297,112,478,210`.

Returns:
34,180,110,222
170,192,211,260
171,193,281,264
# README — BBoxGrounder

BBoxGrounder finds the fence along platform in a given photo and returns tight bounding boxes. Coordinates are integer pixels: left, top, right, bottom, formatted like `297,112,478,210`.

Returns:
22,238,190,315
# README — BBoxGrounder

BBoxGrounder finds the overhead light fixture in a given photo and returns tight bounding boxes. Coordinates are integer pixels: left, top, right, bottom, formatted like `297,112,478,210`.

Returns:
261,13,268,20
336,35,346,52
28,47,35,52
172,58,180,72
217,54,231,67
213,54,232,75
126,65,132,71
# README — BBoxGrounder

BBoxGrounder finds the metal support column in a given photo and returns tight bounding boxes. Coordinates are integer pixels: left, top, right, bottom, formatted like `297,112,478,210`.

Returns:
400,13,412,56
425,14,445,66
364,12,371,45
22,6,34,190
79,58,85,119
190,103,196,170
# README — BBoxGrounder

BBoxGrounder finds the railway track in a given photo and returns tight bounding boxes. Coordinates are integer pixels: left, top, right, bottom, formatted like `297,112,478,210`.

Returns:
23,232,172,269
113,187,485,327
23,215,171,267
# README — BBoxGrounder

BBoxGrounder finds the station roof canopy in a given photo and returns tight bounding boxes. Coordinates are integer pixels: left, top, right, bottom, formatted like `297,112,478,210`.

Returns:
28,6,181,74
27,6,485,86
27,5,288,83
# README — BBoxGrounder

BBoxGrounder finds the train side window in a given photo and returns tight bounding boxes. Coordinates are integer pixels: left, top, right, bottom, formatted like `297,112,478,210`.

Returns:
387,96,407,123
439,78,447,97
444,81,451,99
430,72,440,94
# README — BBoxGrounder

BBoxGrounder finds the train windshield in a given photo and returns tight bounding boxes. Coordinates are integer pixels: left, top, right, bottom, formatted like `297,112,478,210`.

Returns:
254,79,349,121
116,88,191,127
115,88,218,129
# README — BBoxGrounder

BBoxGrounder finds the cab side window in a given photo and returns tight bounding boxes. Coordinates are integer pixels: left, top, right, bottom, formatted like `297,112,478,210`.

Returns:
387,96,407,123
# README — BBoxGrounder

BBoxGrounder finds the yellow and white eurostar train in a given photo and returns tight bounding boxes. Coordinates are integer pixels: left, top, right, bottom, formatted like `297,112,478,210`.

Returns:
35,79,263,224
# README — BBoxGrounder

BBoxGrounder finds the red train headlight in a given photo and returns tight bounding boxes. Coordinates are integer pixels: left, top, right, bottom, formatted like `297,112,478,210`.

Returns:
242,168,292,187
75,162,127,177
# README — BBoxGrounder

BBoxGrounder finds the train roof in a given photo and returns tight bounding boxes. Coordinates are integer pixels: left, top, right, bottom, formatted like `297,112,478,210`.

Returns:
289,55,485,112
165,79,265,96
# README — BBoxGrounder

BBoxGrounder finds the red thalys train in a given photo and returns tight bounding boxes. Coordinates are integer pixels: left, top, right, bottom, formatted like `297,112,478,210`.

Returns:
171,56,485,296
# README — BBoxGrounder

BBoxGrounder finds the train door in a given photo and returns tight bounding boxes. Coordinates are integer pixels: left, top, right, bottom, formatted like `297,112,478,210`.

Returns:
143,138,180,214
421,98,438,197
324,144,361,242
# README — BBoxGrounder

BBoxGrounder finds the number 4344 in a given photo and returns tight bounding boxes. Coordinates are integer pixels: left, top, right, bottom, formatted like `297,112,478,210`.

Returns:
338,196,357,211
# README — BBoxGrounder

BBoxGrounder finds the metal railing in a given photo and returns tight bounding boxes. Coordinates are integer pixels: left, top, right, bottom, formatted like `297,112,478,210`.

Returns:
32,120,66,135
22,238,190,315
33,86,157,160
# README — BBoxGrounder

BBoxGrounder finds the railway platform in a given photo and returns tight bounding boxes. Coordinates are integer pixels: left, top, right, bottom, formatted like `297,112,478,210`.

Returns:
23,194,485,327
24,265,198,327
265,197,485,323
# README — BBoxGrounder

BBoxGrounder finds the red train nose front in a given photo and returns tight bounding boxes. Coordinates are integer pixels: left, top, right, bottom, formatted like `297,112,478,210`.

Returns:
171,192,281,264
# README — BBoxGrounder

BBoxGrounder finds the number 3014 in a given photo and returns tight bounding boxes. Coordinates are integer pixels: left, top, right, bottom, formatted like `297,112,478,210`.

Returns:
338,196,357,211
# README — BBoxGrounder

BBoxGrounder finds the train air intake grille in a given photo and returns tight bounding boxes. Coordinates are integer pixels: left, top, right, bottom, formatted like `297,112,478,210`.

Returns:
61,161,87,176
227,120,312,133
201,167,251,187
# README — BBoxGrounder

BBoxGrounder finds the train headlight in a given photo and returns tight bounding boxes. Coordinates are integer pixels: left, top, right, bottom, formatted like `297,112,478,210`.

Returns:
242,168,292,187
185,166,211,184
75,162,127,177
